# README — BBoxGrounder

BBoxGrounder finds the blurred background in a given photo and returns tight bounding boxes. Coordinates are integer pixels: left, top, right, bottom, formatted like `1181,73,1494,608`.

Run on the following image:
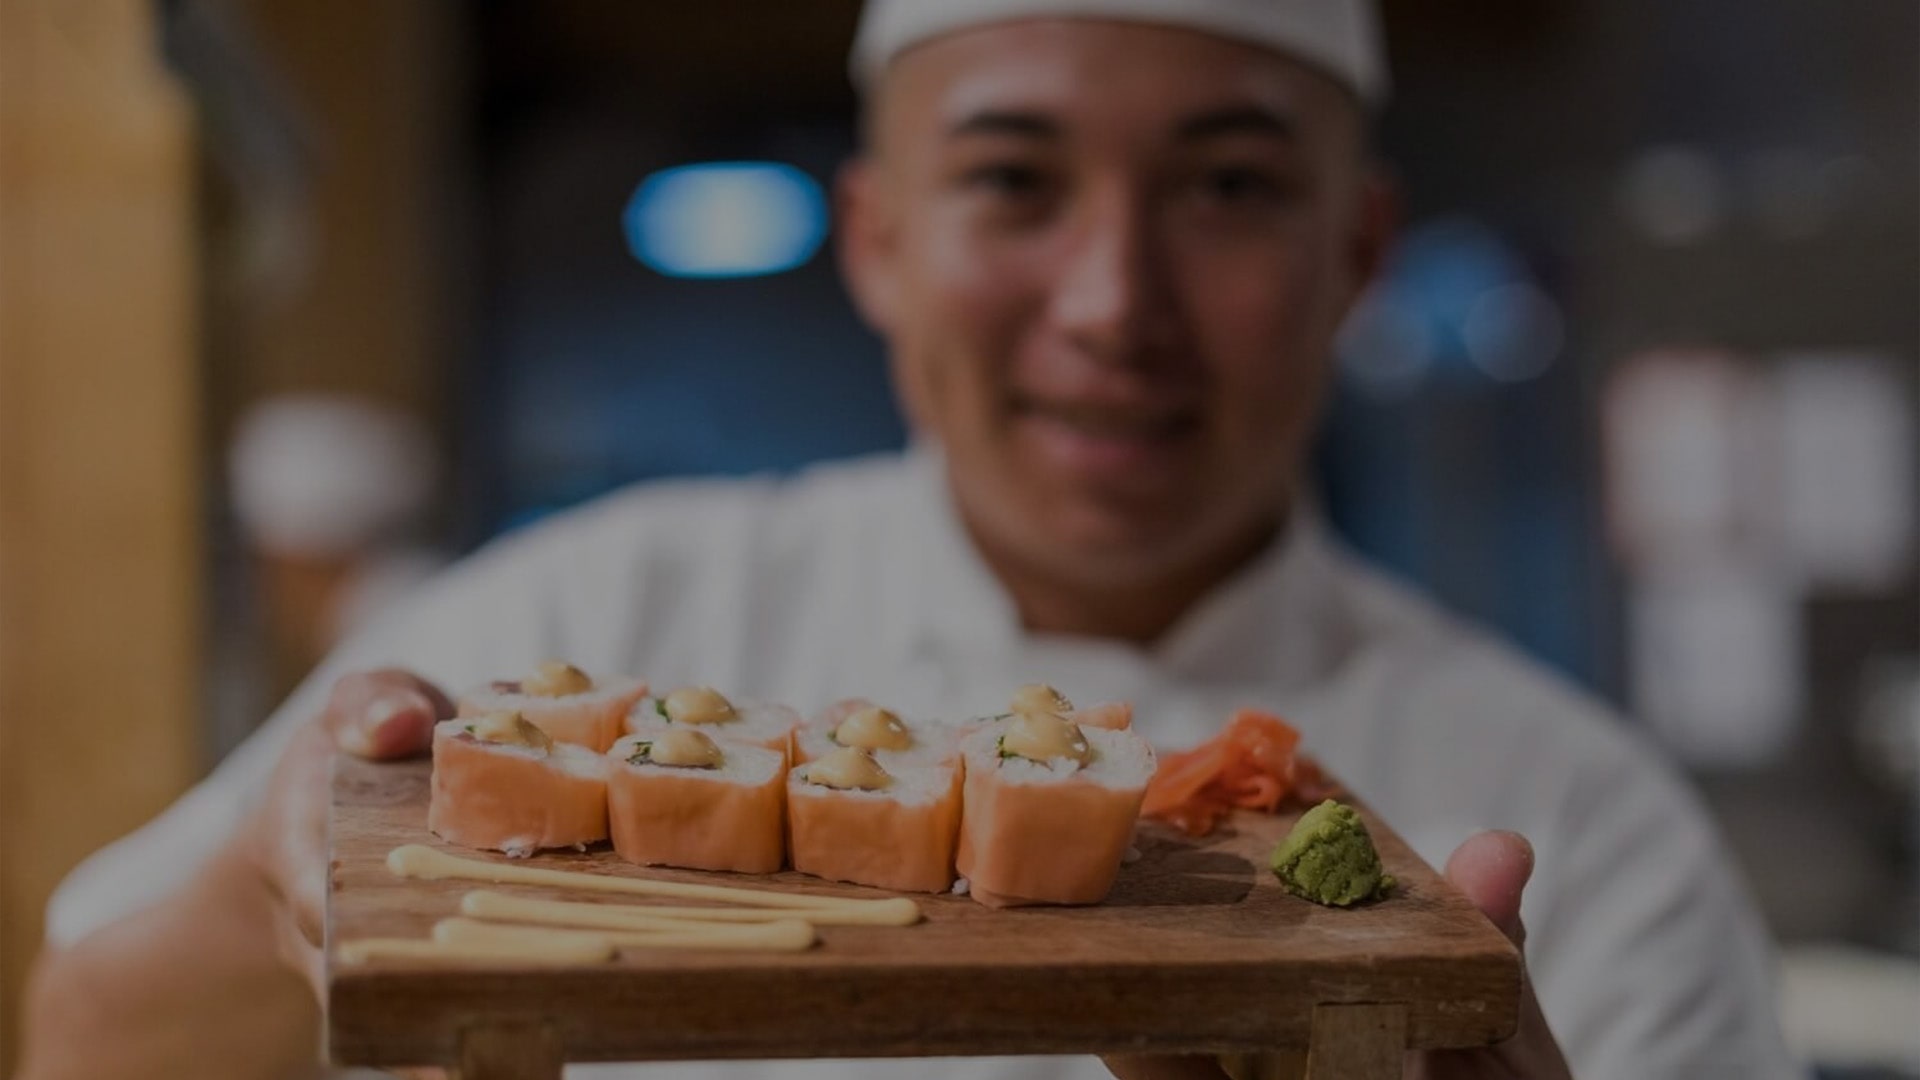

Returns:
0,0,1914,1075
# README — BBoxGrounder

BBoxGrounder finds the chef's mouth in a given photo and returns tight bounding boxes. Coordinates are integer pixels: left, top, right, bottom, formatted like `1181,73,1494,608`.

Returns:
1006,394,1203,443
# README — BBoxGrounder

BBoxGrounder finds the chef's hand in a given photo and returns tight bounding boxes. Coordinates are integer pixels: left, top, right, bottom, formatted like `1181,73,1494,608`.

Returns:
1102,831,1573,1080
1403,831,1571,1080
236,668,449,995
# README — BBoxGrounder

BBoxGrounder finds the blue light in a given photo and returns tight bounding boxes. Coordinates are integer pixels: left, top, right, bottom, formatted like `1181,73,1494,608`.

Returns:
622,161,828,279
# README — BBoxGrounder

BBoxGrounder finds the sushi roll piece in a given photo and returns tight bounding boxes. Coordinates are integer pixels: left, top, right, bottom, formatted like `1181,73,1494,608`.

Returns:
793,700,961,767
606,729,786,875
428,711,610,857
787,746,962,894
457,661,647,753
955,710,1157,907
626,685,799,760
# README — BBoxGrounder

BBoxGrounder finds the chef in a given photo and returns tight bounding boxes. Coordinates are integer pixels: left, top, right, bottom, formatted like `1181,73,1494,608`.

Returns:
19,1,1801,1078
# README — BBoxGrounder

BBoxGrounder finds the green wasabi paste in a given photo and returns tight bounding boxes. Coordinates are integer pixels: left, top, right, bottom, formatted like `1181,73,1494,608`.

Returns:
1269,799,1394,907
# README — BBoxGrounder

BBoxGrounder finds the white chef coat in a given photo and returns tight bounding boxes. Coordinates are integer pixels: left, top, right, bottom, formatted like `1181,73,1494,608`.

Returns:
47,449,1803,1080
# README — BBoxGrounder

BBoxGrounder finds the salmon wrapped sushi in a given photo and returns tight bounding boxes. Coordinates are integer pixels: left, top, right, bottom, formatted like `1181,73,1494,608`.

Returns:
787,746,962,894
457,661,647,753
606,729,786,875
955,711,1156,907
793,699,962,767
428,712,610,857
626,685,799,760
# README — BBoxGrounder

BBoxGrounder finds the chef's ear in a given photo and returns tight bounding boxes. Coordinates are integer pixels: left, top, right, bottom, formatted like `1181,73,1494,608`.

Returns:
836,156,902,336
1350,167,1398,290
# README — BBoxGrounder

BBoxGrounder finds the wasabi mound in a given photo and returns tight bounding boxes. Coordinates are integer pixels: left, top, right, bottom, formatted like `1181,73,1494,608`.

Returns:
1269,799,1394,907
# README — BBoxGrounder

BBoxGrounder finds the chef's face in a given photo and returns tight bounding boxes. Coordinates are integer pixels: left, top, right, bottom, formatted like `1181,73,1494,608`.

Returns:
840,19,1389,587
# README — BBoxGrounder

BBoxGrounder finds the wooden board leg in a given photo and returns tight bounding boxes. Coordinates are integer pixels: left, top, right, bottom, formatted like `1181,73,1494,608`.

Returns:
1305,1003,1408,1080
455,1022,564,1080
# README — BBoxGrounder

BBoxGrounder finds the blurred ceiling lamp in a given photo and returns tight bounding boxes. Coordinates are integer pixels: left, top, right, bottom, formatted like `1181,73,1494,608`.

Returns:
623,161,828,279
1336,215,1562,395
1744,147,1831,241
1617,144,1726,246
1461,281,1565,383
1335,284,1434,400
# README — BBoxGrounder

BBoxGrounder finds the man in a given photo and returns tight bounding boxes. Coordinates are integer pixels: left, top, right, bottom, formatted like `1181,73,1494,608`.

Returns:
20,1,1800,1078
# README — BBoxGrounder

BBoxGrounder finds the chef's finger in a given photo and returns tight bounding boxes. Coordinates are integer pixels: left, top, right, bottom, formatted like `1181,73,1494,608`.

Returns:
325,669,450,760
1443,830,1532,946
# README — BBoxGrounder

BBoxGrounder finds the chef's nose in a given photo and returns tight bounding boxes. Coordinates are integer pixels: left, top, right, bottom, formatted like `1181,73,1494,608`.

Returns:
1048,189,1175,365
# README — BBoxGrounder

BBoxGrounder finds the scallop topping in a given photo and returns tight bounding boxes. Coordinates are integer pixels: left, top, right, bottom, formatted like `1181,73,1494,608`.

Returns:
998,710,1093,768
630,727,724,769
806,746,893,791
832,705,913,752
1009,683,1073,718
521,660,592,698
659,686,736,725
466,710,553,753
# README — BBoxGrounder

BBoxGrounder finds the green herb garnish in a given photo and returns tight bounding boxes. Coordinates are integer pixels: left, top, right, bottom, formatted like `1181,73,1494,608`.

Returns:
996,734,1018,760
653,698,671,723
626,741,653,765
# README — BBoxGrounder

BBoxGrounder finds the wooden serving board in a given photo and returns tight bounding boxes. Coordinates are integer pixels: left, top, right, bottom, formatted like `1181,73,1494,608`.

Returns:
327,757,1520,1075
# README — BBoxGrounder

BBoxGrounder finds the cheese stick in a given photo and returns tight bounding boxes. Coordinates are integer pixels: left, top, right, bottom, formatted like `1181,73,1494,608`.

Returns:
387,845,922,920
335,934,614,966
435,916,815,953
462,890,922,929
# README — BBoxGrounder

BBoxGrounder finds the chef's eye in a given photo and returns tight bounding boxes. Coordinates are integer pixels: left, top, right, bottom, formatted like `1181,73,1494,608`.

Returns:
1197,166,1286,204
964,162,1052,199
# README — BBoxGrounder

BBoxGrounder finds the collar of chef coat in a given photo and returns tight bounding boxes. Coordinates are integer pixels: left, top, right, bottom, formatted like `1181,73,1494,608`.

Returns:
881,444,1353,693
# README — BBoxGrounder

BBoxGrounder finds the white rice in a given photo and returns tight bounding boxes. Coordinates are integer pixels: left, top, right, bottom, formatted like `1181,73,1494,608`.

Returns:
787,759,957,808
957,724,1157,791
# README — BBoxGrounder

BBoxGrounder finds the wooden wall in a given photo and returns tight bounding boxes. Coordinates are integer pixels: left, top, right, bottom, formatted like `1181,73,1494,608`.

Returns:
218,0,463,420
0,0,202,1069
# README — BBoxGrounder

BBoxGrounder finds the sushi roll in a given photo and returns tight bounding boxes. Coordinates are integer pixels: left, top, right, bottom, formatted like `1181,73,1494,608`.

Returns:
428,711,610,857
626,685,800,759
457,661,648,753
606,729,786,875
793,700,961,767
955,709,1156,907
787,746,962,894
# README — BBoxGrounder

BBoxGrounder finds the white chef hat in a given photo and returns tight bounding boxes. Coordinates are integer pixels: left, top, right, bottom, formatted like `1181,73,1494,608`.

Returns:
850,0,1389,106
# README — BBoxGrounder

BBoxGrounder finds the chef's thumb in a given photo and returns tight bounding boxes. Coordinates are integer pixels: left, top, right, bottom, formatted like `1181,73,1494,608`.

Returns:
325,668,450,760
1444,830,1533,947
